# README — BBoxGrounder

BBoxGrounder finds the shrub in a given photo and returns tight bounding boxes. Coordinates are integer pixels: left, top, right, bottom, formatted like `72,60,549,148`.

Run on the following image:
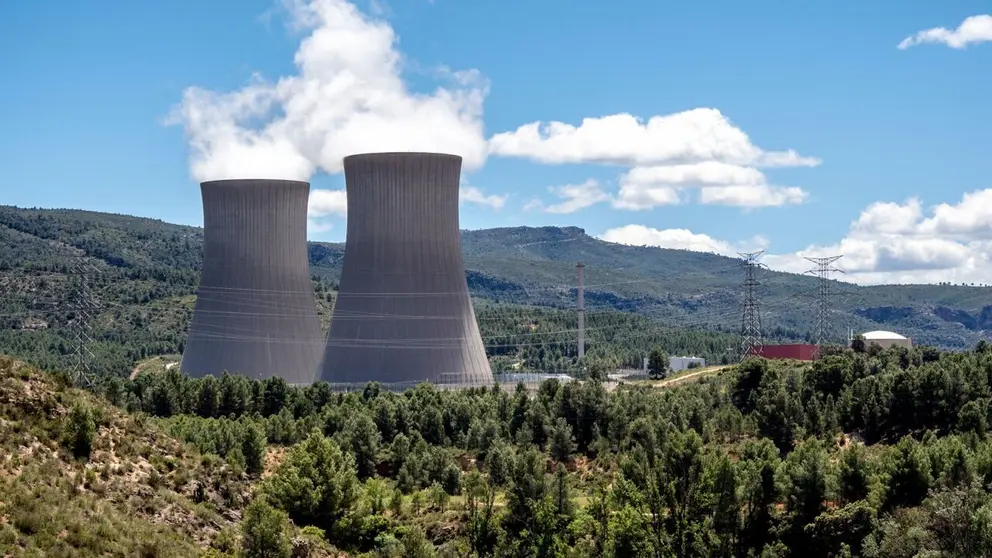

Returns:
264,432,359,532
241,497,292,558
61,403,96,460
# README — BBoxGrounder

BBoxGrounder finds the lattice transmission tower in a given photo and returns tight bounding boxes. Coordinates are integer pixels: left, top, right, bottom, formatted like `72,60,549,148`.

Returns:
67,255,101,387
804,255,844,348
739,251,766,361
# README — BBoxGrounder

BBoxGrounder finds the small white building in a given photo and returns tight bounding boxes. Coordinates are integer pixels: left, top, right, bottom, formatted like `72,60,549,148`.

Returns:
668,356,707,373
861,330,913,349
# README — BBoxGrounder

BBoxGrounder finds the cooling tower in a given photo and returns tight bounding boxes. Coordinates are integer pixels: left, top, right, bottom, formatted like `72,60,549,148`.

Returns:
318,153,493,390
180,179,324,384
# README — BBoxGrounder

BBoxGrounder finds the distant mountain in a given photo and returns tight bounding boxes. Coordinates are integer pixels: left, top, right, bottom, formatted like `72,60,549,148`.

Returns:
311,226,992,350
2,205,989,352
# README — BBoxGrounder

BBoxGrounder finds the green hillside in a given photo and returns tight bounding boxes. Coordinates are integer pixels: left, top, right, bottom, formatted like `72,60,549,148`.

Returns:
0,206,742,379
0,205,988,382
7,341,992,556
314,225,992,349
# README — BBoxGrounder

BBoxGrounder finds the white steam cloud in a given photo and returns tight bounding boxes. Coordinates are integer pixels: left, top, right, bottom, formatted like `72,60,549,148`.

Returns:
166,0,490,182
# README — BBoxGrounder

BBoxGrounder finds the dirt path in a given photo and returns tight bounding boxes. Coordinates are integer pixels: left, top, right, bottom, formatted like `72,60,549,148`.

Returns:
653,365,730,388
129,358,179,380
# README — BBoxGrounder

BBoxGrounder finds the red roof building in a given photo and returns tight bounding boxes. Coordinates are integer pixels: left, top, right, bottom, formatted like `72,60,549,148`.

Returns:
749,344,819,361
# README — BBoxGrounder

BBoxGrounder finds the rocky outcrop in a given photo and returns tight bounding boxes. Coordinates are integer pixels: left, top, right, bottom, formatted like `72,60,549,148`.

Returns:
934,306,978,330
978,306,992,331
855,306,915,324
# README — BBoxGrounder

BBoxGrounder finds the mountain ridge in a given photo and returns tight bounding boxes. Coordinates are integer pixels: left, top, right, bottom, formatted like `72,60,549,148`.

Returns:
1,205,989,350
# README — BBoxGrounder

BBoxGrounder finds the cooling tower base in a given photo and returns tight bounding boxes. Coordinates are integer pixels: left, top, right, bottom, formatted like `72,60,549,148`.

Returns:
326,380,493,393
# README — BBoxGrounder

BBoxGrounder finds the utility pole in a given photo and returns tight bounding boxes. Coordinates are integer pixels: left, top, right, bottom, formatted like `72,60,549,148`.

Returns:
576,262,585,360
739,251,766,361
67,255,101,388
804,255,844,351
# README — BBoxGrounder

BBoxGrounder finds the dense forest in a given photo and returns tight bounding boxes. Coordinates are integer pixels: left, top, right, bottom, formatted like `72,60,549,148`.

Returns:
6,340,992,556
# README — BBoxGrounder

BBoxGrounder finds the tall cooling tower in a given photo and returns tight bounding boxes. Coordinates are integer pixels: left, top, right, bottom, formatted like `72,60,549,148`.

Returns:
180,179,324,384
318,153,493,389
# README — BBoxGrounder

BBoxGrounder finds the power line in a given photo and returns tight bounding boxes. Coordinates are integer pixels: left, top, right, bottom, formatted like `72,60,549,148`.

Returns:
67,255,101,388
804,255,845,350
738,251,765,361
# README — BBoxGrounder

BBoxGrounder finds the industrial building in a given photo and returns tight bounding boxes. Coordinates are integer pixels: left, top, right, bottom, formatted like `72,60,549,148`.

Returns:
669,356,706,372
861,330,913,349
752,344,819,361
180,179,324,384
497,373,577,384
318,153,494,390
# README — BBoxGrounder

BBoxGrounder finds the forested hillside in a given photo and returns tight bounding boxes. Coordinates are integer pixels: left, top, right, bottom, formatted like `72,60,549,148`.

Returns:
315,226,992,349
0,205,988,382
0,206,743,378
6,340,992,556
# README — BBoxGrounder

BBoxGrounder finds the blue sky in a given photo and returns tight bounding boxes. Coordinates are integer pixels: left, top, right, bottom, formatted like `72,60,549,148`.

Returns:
1,0,990,285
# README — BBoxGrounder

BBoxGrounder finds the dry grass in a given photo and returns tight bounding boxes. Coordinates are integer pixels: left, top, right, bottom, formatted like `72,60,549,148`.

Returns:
0,356,252,556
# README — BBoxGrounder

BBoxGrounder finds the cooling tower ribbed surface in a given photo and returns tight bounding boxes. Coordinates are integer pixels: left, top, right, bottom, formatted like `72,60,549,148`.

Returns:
318,153,493,389
180,179,324,384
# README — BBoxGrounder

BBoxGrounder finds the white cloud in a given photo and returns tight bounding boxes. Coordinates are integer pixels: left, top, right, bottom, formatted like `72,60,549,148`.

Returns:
307,218,334,234
527,162,807,212
614,161,806,209
488,109,820,168
765,190,992,284
307,188,347,233
530,179,611,214
601,189,992,285
308,188,348,217
898,14,992,49
168,0,819,215
167,0,490,183
460,186,507,209
849,198,924,235
523,198,543,212
622,161,766,186
699,184,807,207
612,183,682,210
763,237,973,277
918,189,992,238
600,225,768,256
489,109,819,209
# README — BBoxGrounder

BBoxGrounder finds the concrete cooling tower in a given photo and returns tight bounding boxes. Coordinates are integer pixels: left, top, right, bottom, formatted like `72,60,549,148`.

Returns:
318,152,493,390
180,179,324,384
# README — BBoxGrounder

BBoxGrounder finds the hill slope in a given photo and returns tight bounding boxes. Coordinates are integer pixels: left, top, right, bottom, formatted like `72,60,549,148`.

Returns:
1,205,988,368
308,226,992,349
0,357,253,556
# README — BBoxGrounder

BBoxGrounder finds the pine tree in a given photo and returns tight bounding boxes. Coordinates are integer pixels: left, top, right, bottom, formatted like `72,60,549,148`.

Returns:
648,347,668,379
549,417,576,462
838,444,871,504
241,497,292,558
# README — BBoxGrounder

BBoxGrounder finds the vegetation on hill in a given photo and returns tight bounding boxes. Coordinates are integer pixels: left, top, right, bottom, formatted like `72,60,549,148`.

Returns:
5,340,992,556
457,226,992,349
0,357,254,556
5,206,992,556
3,206,989,358
0,207,743,379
